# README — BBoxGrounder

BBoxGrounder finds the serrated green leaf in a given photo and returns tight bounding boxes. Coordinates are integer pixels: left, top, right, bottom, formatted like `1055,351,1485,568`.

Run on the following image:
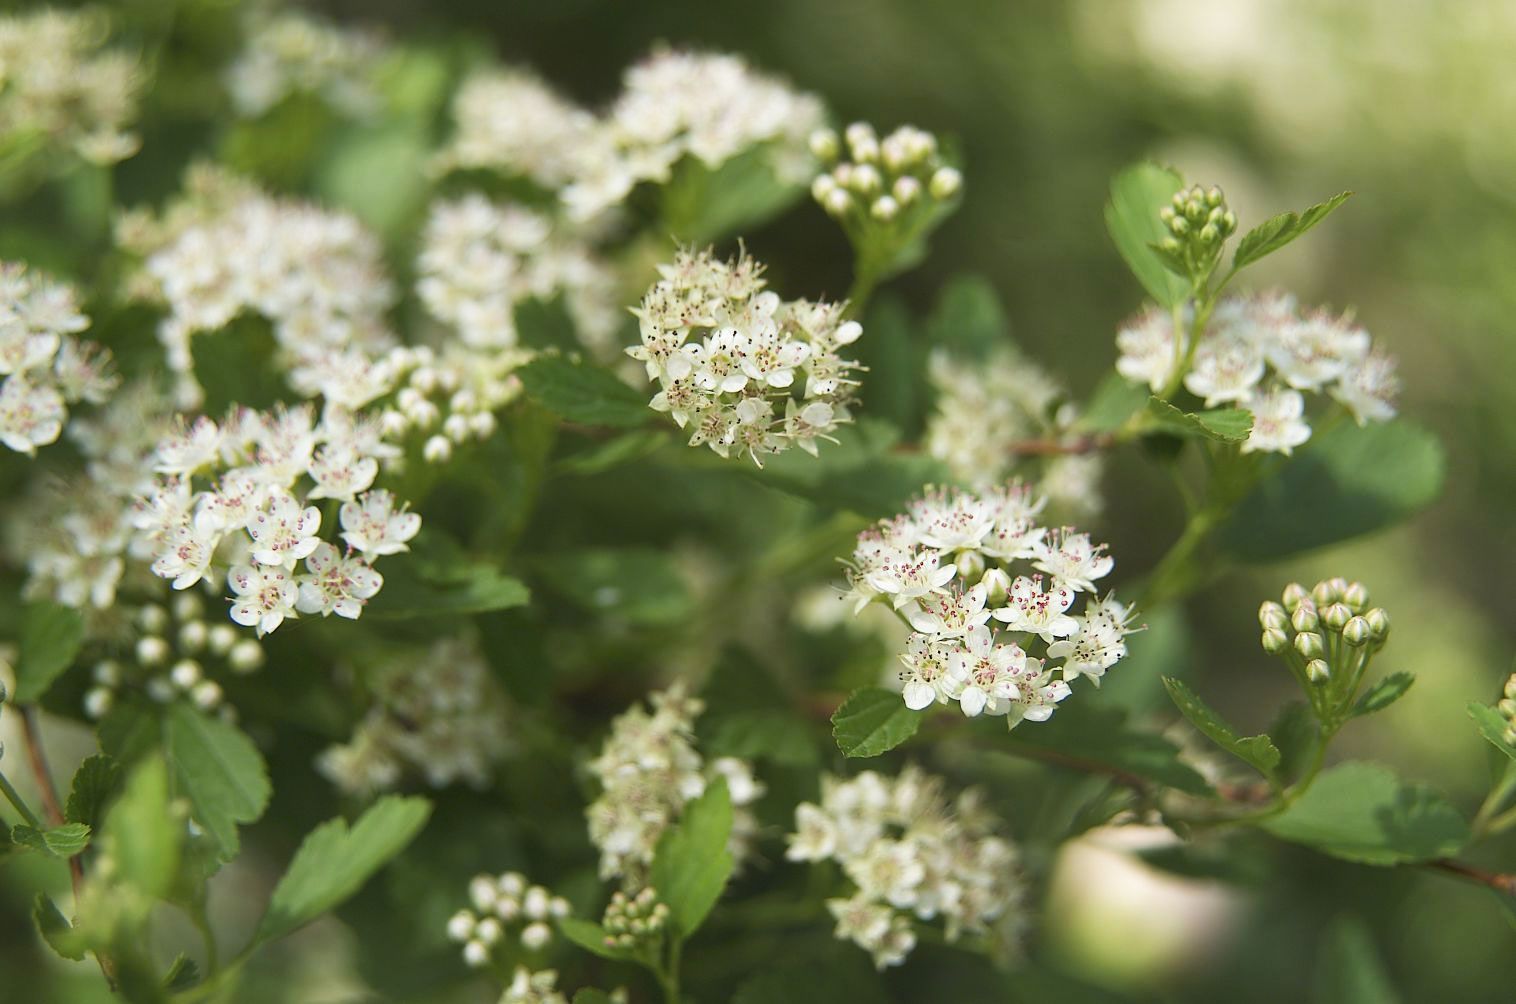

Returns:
12,821,91,858
662,144,807,243
1234,192,1352,270
14,601,85,703
831,687,924,758
532,547,693,627
1350,673,1415,718
1163,677,1280,778
1005,702,1214,796
1261,761,1469,865
163,704,271,861
650,778,733,937
1105,163,1188,307
34,893,84,961
255,795,431,945
65,754,121,831
1144,398,1253,442
106,758,180,900
1220,420,1445,562
517,354,650,429
557,917,640,962
1469,703,1516,764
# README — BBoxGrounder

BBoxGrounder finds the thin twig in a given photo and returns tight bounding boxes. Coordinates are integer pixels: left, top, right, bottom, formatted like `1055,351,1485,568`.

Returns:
1005,432,1116,458
1425,859,1516,896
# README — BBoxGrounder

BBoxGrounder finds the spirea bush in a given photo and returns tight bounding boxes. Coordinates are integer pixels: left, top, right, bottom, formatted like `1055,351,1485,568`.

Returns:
0,5,1507,1003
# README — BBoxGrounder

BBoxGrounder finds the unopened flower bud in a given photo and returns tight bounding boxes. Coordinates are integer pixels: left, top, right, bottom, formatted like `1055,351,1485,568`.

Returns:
1291,602,1319,633
1261,627,1290,654
871,195,899,221
228,639,264,673
521,922,552,950
139,604,168,634
1258,601,1288,630
1342,617,1371,646
849,164,882,194
1499,699,1516,719
809,128,839,161
423,434,452,463
136,636,170,666
93,660,120,685
956,550,985,583
1206,186,1224,207
191,680,222,711
1364,608,1390,641
929,166,961,199
469,876,498,912
446,910,475,942
468,411,497,438
1307,659,1331,684
1295,631,1325,659
1311,580,1339,606
83,687,113,720
1343,581,1369,611
811,174,836,203
1504,674,1516,702
892,175,921,205
475,917,502,945
981,567,1012,605
1282,582,1308,610
1199,223,1219,243
178,620,208,652
1169,215,1190,236
170,659,202,690
1323,603,1352,630
824,188,852,216
208,623,238,655
1159,206,1176,224
462,940,489,967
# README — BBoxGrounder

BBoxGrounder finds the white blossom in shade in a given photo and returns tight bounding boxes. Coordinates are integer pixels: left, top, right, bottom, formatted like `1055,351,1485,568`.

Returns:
247,493,322,568
1241,386,1312,455
1115,306,1178,392
295,543,382,619
1267,312,1370,390
1006,662,1071,725
227,564,298,636
225,10,383,119
1047,595,1139,686
1331,350,1399,425
905,583,993,638
897,632,964,710
154,416,222,476
339,490,421,557
949,625,1026,717
910,487,998,552
435,68,600,189
1184,330,1266,405
991,575,1078,642
0,377,65,454
865,547,958,608
1032,529,1114,593
791,766,1027,970
500,967,568,1004
151,511,224,590
306,443,379,501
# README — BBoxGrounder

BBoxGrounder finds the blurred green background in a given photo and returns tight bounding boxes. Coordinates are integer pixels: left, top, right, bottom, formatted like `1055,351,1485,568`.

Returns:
3,1,1514,1001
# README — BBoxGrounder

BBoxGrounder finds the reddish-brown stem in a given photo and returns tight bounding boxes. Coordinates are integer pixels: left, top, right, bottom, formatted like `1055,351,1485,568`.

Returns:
1426,859,1516,896
1006,433,1116,458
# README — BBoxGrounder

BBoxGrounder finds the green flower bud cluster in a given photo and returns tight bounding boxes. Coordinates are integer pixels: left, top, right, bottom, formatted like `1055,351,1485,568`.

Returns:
601,886,669,951
1157,184,1238,282
1261,578,1390,725
1498,674,1516,746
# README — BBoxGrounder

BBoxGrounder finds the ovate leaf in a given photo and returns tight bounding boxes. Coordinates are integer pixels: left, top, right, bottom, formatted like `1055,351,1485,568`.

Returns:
925,275,1010,360
1163,677,1280,778
105,758,181,900
832,687,924,758
11,822,91,858
1077,373,1151,435
1350,673,1415,718
517,354,650,429
1007,702,1214,797
162,954,201,992
1105,163,1188,307
366,559,530,618
65,754,121,831
1234,192,1352,270
649,778,733,937
1469,702,1516,764
14,601,85,703
532,547,693,628
1261,761,1469,865
557,917,639,963
255,795,431,945
163,704,272,861
34,894,85,961
1145,398,1253,443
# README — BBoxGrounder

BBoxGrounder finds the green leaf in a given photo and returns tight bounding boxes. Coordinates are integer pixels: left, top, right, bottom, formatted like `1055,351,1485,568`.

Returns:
255,795,432,945
554,430,666,477
65,754,121,831
105,758,181,900
572,990,616,1004
831,687,924,758
1469,703,1516,764
34,893,85,961
1234,192,1352,270
1135,842,1270,885
13,601,85,703
532,547,693,628
1105,163,1188,307
557,917,640,963
858,293,921,431
1144,398,1253,442
1163,677,1280,778
162,954,201,992
1006,702,1214,796
1313,916,1401,1004
517,354,650,429
732,950,889,1004
1261,761,1469,865
925,275,1009,360
366,558,530,618
11,822,91,858
752,420,952,518
1350,673,1415,718
163,704,272,861
662,144,806,243
705,710,819,768
1269,702,1319,783
1220,420,1445,562
649,777,734,937
1077,373,1151,435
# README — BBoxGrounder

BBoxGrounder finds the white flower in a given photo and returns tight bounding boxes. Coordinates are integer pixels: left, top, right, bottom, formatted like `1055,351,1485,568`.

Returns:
1047,595,1136,686
1242,386,1312,455
151,510,224,590
154,416,222,475
1115,307,1178,392
1267,313,1370,390
844,839,926,909
787,802,838,861
1331,350,1399,425
1184,331,1266,405
897,632,964,710
340,489,421,556
865,548,957,608
1032,529,1113,593
296,542,382,619
0,376,65,454
905,583,992,637
247,492,322,567
991,575,1078,642
949,625,1026,717
1007,664,1071,727
306,443,379,501
227,564,298,636
910,489,997,552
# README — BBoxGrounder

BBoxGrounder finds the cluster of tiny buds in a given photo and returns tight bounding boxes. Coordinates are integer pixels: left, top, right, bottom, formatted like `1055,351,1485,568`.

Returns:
809,123,960,222
1497,674,1516,747
84,593,264,720
378,345,512,465
446,872,571,968
1158,184,1238,255
1259,577,1388,685
601,886,669,950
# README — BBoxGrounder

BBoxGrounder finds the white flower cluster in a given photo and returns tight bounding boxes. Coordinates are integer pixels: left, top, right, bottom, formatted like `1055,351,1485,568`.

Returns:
126,172,395,406
563,48,824,220
844,483,1136,725
446,871,571,968
83,592,265,722
587,685,763,881
0,263,116,455
434,68,600,189
926,346,1105,519
630,247,863,465
810,122,961,227
1116,292,1399,455
319,637,510,797
499,968,569,1004
787,766,1027,969
0,9,141,164
226,10,383,118
417,195,619,354
136,402,419,634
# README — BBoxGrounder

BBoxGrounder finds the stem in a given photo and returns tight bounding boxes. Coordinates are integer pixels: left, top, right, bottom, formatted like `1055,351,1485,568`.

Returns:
1136,507,1220,608
1424,859,1516,897
1472,768,1516,837
189,899,220,975
0,769,43,828
19,707,68,826
1006,432,1115,458
843,265,879,321
657,934,683,1004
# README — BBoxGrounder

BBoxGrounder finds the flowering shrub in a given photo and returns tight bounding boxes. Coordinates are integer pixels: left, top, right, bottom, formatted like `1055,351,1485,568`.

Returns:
0,5,1507,1003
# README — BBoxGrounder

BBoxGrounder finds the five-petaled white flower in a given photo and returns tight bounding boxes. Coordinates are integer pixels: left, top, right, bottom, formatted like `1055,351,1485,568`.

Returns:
296,542,383,619
991,575,1078,642
340,489,421,556
248,492,322,567
228,563,299,636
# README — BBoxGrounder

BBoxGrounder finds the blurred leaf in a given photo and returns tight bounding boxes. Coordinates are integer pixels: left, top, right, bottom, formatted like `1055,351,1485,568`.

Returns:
1469,703,1516,764
1269,702,1319,783
706,710,819,768
555,430,667,477
315,121,430,237
13,600,84,703
858,293,921,431
733,950,888,1003
255,795,432,945
1313,915,1400,1004
1350,673,1415,718
573,990,615,1004
1135,842,1271,885
1261,761,1469,865
163,704,271,861
162,954,201,992
219,92,334,188
753,419,951,518
517,354,650,428
516,295,582,354
106,758,181,900
1235,192,1353,271
662,145,805,243
1006,702,1213,796
1219,420,1445,562
1105,163,1188,307
1163,677,1280,778
34,894,84,961
557,917,639,963
1077,374,1150,434
925,274,1009,360
532,547,692,627
11,822,91,858
366,558,530,618
192,316,286,415
98,698,162,764
832,687,924,758
1144,398,1252,442
65,754,121,831
650,778,733,937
